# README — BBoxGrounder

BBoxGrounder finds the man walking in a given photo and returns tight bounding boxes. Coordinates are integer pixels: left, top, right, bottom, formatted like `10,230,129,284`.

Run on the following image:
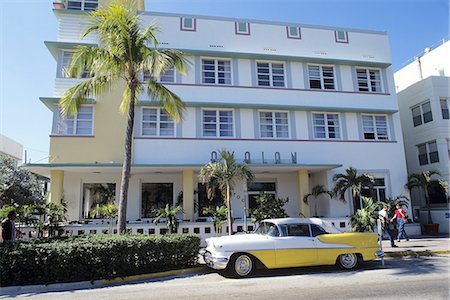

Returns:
1,210,18,242
378,205,397,247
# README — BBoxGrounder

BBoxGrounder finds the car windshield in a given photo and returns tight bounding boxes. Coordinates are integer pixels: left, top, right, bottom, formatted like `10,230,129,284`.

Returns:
255,222,280,237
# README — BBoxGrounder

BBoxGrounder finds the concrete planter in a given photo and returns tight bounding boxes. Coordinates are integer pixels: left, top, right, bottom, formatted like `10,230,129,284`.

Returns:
405,223,421,236
422,223,440,235
53,2,65,9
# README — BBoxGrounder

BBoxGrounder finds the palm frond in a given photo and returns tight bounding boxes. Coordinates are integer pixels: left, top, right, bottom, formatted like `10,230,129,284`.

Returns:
147,81,185,122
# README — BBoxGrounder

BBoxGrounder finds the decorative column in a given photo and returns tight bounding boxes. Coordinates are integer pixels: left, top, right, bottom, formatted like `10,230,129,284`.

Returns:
50,170,64,204
298,170,310,217
182,169,195,221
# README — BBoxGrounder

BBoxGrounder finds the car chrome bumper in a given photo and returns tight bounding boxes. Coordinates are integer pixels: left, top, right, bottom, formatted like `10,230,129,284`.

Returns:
202,250,229,270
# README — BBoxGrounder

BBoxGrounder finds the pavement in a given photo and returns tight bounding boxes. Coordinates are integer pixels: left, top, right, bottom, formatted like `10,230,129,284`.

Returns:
1,235,448,296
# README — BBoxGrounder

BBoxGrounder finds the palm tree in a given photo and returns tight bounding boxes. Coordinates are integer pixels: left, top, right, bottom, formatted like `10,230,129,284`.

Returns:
349,197,379,232
332,167,374,214
406,170,448,224
199,149,254,235
59,0,187,233
153,204,184,234
303,185,333,217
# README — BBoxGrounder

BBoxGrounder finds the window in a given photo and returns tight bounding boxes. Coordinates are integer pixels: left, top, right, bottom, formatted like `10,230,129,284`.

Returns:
257,62,285,87
60,51,90,78
372,178,386,202
57,106,93,135
202,110,233,137
313,113,341,139
411,101,433,127
202,59,231,85
440,99,449,119
255,222,279,237
259,111,289,138
142,108,174,137
143,67,175,83
311,224,328,237
235,21,250,35
279,224,311,237
180,17,196,31
335,30,348,43
82,183,116,219
356,68,382,92
418,141,439,165
248,182,276,210
67,0,98,11
141,183,173,218
287,26,301,39
362,115,388,140
308,65,335,90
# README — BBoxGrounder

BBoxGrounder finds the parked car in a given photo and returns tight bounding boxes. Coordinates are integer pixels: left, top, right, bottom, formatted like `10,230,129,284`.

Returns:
202,218,380,277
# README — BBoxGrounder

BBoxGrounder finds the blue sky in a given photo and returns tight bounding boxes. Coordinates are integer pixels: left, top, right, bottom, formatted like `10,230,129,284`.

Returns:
0,0,449,164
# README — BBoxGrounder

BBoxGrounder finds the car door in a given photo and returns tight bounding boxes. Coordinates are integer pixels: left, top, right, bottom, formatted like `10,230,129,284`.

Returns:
273,223,318,268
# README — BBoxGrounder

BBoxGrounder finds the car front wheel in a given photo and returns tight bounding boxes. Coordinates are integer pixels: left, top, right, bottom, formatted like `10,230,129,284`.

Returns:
337,253,358,269
230,253,254,277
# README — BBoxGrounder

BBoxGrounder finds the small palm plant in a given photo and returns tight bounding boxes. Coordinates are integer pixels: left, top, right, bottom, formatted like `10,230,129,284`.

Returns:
153,204,183,234
249,192,288,224
199,149,254,235
45,202,68,237
203,206,228,234
303,185,334,217
350,197,379,232
90,203,119,233
333,167,374,214
406,170,448,224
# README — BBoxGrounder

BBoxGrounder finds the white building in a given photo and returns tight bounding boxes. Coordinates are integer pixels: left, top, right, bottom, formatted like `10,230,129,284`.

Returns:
394,39,450,233
28,0,410,234
0,134,23,166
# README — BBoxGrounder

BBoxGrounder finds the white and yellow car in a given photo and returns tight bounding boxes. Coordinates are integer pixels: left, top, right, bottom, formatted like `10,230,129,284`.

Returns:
203,218,380,277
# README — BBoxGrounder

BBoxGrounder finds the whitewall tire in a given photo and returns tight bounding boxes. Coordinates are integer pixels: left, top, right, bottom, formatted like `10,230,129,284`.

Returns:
338,253,359,269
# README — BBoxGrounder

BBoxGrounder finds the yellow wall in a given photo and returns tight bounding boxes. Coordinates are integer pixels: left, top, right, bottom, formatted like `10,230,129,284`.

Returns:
182,170,195,221
50,170,64,204
298,170,310,217
50,81,128,164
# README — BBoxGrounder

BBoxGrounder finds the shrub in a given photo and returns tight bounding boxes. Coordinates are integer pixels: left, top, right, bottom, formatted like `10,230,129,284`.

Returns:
0,234,200,286
249,192,288,224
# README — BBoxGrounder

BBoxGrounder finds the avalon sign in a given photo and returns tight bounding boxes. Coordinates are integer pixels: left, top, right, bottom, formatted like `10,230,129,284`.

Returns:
211,151,297,164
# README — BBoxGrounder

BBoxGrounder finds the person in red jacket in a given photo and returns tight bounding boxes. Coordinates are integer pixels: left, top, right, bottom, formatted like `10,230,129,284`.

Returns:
391,204,409,242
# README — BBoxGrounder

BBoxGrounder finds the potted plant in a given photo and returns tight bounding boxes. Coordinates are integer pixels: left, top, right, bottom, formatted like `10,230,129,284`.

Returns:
90,202,118,234
406,170,448,235
153,204,183,234
202,206,228,235
53,0,66,9
349,197,379,232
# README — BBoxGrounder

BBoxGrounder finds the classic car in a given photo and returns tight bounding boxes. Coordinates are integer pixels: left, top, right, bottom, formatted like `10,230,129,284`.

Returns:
202,218,380,277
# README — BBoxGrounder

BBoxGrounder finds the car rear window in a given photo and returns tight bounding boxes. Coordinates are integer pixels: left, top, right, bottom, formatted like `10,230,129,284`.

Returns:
311,224,328,237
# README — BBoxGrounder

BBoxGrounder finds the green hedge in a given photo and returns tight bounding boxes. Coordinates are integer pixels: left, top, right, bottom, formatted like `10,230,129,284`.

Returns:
0,234,200,286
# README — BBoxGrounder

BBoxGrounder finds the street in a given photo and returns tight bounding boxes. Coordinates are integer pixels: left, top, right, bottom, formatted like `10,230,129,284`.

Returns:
1,255,449,300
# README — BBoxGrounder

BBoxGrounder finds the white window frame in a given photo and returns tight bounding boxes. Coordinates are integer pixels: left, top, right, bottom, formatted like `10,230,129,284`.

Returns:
60,50,90,79
372,177,387,202
256,61,286,87
142,67,176,83
286,26,301,39
67,0,98,11
356,67,383,93
235,21,250,35
141,107,175,137
307,64,336,90
411,100,433,127
335,30,349,43
440,98,449,120
258,110,290,139
57,105,94,136
361,114,389,140
181,17,196,31
417,141,440,166
201,58,233,85
202,109,234,137
312,112,341,140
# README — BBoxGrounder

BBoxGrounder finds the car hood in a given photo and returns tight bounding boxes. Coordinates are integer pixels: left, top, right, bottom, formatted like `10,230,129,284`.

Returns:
206,233,269,249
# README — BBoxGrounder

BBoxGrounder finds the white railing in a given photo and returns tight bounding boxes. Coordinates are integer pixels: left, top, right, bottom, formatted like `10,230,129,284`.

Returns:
54,78,87,97
9,218,351,246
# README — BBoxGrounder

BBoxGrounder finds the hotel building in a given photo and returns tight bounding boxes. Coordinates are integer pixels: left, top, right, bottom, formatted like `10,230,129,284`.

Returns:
28,0,410,232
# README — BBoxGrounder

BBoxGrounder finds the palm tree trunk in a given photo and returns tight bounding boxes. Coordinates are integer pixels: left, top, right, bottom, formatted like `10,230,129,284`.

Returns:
424,189,433,224
226,184,232,236
117,85,136,233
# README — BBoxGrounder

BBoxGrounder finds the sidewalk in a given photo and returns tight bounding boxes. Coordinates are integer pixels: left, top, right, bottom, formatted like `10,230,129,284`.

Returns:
381,235,450,257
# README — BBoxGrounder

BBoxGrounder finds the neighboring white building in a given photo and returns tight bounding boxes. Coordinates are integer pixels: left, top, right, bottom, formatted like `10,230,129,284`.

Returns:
29,1,410,232
394,39,450,233
0,134,23,166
